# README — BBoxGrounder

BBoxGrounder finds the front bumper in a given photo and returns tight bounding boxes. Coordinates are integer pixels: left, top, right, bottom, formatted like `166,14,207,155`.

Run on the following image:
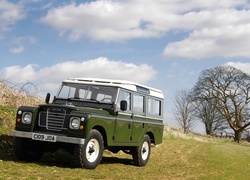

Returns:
11,130,85,145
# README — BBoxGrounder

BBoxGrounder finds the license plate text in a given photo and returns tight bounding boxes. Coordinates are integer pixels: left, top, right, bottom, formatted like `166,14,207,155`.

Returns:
32,133,57,142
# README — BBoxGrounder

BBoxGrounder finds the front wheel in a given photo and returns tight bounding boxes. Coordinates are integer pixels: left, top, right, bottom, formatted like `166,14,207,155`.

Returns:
132,134,151,166
14,137,43,162
73,130,104,169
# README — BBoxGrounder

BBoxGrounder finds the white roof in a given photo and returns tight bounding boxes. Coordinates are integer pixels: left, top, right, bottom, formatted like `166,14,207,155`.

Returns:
64,78,164,99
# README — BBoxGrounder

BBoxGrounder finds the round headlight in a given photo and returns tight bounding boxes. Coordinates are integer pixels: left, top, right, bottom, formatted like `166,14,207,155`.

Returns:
22,112,32,124
70,118,80,129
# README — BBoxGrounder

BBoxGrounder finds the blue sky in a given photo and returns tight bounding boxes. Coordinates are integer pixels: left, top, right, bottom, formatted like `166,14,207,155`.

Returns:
1,0,250,133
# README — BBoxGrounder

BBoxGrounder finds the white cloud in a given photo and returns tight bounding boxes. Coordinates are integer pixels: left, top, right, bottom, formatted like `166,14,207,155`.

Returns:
41,1,163,42
164,7,250,58
1,57,157,91
163,24,250,59
39,0,250,58
9,46,24,54
224,62,250,74
0,0,25,31
41,0,248,42
2,64,37,82
9,36,37,54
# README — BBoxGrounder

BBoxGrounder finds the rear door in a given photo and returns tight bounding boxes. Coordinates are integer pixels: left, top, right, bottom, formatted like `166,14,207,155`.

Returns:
131,93,146,143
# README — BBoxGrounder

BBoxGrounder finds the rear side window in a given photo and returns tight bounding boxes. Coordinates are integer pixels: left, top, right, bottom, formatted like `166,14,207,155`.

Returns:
148,98,161,116
133,94,145,115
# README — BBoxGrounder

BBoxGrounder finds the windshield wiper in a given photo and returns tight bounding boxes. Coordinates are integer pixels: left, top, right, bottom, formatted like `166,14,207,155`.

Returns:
58,97,101,103
84,99,100,103
62,97,85,101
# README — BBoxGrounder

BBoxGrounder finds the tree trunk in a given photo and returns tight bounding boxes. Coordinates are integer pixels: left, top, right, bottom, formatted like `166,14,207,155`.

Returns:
234,130,242,143
205,123,212,135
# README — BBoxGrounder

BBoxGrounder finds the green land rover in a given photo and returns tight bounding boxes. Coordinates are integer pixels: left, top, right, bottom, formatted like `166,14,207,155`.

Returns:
11,78,164,169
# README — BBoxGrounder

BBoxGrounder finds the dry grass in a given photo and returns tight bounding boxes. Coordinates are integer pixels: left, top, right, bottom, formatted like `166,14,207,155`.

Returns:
0,79,43,136
0,80,43,108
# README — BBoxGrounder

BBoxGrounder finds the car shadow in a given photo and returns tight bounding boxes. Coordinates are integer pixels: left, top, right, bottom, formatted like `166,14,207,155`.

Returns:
1,149,133,169
0,135,15,161
36,151,133,168
0,136,134,168
101,156,133,166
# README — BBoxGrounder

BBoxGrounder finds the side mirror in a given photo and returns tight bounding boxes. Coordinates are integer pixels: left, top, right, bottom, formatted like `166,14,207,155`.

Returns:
45,93,50,104
120,100,127,111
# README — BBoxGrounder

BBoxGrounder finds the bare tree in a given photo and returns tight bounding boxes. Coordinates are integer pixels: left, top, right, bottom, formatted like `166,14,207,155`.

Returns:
173,89,196,133
192,66,250,142
193,99,227,135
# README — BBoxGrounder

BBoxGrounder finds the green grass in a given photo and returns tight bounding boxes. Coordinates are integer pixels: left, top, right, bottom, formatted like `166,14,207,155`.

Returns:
1,83,250,179
0,105,16,135
1,135,250,180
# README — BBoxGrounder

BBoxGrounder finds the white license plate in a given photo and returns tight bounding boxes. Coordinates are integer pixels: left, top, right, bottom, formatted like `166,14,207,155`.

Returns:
32,133,57,142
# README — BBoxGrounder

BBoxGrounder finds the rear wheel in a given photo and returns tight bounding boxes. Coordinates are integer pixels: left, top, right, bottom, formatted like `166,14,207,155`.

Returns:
14,137,43,162
73,130,104,169
132,134,151,166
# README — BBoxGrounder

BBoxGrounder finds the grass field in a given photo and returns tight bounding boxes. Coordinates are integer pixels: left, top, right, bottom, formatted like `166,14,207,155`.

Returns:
1,80,250,179
1,133,250,180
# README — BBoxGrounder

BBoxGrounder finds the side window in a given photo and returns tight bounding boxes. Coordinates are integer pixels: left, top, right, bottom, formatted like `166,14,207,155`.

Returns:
117,90,131,111
148,98,161,116
133,94,145,115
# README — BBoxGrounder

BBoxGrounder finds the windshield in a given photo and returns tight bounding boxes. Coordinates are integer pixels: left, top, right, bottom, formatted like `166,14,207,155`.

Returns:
57,83,118,103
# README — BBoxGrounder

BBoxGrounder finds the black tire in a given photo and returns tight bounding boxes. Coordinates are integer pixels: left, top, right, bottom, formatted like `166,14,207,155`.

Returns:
73,130,104,169
14,137,43,162
132,134,151,166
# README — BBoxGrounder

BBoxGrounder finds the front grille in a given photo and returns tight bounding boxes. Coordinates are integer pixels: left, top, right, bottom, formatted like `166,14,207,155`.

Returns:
45,108,66,131
39,108,66,131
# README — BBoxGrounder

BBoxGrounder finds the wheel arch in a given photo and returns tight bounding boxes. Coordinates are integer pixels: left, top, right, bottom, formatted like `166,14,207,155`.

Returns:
92,125,108,147
146,131,155,144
